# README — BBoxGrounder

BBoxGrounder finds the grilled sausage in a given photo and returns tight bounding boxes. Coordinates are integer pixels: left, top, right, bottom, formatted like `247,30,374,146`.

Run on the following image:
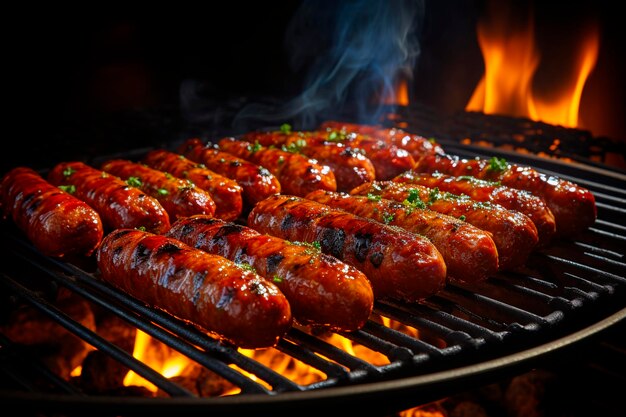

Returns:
413,153,597,238
394,171,557,246
217,137,337,197
305,190,499,284
248,194,447,302
1,167,104,257
141,149,243,221
242,130,376,192
315,128,416,180
167,215,374,331
178,138,281,209
100,159,216,221
351,181,539,271
96,229,292,348
319,120,445,161
47,161,170,234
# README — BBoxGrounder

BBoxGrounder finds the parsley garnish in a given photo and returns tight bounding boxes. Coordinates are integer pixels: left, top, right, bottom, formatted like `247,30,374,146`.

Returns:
382,212,395,224
281,139,307,154
58,184,75,194
272,275,284,284
367,193,381,202
327,130,347,142
62,167,76,177
157,188,169,196
237,262,256,273
487,156,508,172
402,188,426,209
280,123,292,134
428,187,440,204
458,215,466,221
126,177,143,187
247,141,262,153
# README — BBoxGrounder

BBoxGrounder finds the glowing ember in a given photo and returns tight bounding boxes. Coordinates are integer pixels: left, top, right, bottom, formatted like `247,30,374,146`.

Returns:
466,2,599,129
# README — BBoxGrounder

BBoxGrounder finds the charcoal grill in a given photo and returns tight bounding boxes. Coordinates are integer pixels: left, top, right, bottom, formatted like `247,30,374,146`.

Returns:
1,107,625,417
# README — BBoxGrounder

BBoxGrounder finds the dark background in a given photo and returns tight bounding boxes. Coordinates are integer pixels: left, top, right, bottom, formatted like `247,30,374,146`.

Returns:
4,1,624,172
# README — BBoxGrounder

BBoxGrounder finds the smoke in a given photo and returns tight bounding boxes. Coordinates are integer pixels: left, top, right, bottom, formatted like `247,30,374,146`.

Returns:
233,0,424,130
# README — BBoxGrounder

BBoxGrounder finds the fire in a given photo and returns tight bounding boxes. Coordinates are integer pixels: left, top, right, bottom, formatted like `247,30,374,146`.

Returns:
466,3,599,129
121,315,422,395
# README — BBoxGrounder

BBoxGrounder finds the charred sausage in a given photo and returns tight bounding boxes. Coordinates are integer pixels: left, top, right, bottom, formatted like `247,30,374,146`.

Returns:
305,190,499,284
315,127,416,180
47,161,170,234
141,149,243,221
247,194,447,302
394,171,557,246
178,138,281,210
319,120,445,161
100,159,216,221
96,229,292,349
413,153,597,238
167,215,374,331
217,137,337,197
351,181,539,271
242,130,376,192
1,167,104,257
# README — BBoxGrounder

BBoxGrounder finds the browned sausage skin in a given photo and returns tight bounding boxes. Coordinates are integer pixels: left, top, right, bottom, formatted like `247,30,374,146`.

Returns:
166,215,374,331
413,153,597,238
319,120,445,161
394,171,557,246
178,138,281,210
47,161,170,234
96,229,292,349
315,128,416,180
1,167,104,257
242,130,376,192
100,159,216,221
217,137,337,197
248,194,447,302
305,190,499,284
351,181,539,271
141,149,243,221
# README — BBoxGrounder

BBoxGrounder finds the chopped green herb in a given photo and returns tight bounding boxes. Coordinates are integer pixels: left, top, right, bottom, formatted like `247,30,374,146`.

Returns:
126,176,143,187
164,172,173,179
281,138,307,154
135,226,147,231
402,188,426,209
367,193,381,202
458,215,466,221
487,156,508,172
428,137,437,144
58,184,75,194
277,156,285,165
428,187,440,204
247,141,262,153
157,188,169,196
62,167,76,177
382,212,395,224
279,123,292,134
272,275,284,284
327,130,347,142
237,262,256,273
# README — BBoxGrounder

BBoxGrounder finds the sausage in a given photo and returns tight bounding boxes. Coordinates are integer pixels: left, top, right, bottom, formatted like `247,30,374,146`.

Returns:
413,153,597,238
247,194,447,302
242,130,376,192
319,120,445,161
166,215,374,331
351,181,539,271
177,138,281,210
96,229,292,348
1,167,104,258
100,159,216,221
316,127,416,180
305,190,499,284
217,137,337,197
47,161,170,234
394,171,557,246
141,149,243,221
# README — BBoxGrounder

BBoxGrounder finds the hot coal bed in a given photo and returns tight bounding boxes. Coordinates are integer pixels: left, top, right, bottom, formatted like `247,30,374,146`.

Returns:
2,2,626,417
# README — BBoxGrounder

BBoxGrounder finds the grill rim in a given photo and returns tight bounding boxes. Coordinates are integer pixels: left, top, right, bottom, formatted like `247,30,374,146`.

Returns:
1,116,626,415
2,305,624,416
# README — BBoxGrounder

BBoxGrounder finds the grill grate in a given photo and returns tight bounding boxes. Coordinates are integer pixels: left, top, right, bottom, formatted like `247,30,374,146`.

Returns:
1,117,625,416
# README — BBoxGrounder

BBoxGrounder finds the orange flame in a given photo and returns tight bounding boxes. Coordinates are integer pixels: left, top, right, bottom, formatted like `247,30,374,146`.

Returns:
466,3,599,128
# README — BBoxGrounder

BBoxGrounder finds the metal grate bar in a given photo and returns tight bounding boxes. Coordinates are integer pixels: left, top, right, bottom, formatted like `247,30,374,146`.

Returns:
0,273,194,398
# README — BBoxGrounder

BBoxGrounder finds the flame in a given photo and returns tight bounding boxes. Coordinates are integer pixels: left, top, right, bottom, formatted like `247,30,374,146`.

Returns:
384,77,411,106
466,3,599,128
123,330,191,392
